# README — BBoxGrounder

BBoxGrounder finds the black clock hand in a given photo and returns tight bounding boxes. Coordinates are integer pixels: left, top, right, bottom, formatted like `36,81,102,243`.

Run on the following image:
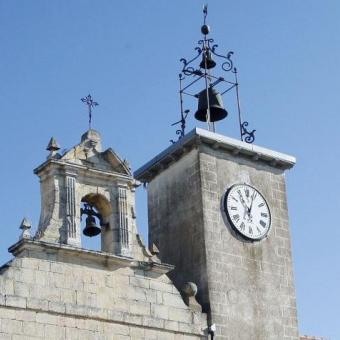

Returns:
238,192,248,209
238,192,249,219
248,190,257,214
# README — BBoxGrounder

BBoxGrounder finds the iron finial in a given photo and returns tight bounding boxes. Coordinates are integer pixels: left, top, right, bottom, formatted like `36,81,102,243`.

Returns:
203,4,208,21
201,4,210,35
81,94,99,130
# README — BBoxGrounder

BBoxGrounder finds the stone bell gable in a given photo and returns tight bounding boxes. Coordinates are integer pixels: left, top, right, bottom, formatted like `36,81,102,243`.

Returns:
34,129,138,257
0,130,207,339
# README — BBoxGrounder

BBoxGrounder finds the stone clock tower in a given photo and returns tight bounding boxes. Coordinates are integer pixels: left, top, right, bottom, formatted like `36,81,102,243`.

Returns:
135,128,299,339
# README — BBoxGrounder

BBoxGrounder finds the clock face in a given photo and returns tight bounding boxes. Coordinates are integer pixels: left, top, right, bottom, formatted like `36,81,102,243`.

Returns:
224,184,271,241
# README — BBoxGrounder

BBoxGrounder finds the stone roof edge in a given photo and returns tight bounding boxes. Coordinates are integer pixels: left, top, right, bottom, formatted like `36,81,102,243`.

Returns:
134,127,296,182
8,239,174,274
33,158,132,182
103,148,132,176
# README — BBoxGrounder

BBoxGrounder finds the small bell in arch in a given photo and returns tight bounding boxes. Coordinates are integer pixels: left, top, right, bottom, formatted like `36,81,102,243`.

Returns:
83,214,101,237
194,87,228,122
81,204,101,237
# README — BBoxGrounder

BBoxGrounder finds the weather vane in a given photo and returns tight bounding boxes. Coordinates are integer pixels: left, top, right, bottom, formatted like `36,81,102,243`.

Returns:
171,5,256,144
81,94,99,129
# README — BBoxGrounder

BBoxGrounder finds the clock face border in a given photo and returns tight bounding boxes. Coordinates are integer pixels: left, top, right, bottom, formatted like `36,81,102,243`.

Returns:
223,183,272,242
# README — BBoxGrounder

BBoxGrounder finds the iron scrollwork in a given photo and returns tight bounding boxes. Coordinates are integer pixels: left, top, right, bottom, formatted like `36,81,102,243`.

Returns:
180,47,202,76
211,48,234,72
241,122,256,144
180,39,234,76
170,109,190,144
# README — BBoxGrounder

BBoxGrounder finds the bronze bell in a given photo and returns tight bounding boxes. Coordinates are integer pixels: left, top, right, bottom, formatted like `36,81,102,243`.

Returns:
194,87,228,122
83,214,101,237
200,50,216,69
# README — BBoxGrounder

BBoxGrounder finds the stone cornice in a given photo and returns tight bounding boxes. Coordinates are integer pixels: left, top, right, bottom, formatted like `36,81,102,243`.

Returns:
34,159,133,182
8,239,174,274
134,128,296,182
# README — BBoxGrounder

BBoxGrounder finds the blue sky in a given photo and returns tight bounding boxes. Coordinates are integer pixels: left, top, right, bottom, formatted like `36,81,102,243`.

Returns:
0,1,339,338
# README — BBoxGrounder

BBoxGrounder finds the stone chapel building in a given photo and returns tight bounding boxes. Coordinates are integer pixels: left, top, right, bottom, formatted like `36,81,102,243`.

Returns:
0,125,309,339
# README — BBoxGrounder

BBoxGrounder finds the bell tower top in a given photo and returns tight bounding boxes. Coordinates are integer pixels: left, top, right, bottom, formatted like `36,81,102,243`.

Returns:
32,128,142,258
136,128,295,182
135,127,299,339
172,5,256,144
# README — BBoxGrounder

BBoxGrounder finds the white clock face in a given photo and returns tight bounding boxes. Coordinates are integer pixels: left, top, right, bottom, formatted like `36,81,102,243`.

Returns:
224,184,271,240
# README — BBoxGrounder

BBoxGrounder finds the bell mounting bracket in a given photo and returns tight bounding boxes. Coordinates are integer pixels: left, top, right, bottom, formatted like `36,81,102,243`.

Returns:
80,203,103,226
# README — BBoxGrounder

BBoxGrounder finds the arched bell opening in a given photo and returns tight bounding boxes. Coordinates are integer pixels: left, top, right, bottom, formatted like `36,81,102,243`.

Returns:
80,193,112,252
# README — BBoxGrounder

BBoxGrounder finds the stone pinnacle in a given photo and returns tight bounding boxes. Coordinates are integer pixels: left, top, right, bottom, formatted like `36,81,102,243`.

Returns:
46,137,60,152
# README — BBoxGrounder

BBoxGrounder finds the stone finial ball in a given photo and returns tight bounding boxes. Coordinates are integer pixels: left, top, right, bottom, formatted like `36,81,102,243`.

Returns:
181,282,198,297
201,24,210,35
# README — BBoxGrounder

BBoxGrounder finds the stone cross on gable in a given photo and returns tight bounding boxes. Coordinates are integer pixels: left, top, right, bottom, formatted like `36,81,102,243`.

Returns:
81,94,99,129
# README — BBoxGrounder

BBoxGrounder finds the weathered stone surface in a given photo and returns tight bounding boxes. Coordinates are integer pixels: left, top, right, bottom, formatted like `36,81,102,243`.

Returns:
33,129,147,261
0,240,206,339
138,132,299,340
0,129,208,339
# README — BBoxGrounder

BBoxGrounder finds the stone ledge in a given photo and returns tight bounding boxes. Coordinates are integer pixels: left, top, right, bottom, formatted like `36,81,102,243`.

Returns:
0,305,205,336
134,128,296,182
8,240,174,275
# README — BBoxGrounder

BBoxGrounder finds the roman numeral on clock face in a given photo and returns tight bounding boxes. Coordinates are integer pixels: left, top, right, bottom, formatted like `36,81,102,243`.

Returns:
252,191,257,200
232,214,240,223
261,212,268,217
258,202,264,208
259,220,266,228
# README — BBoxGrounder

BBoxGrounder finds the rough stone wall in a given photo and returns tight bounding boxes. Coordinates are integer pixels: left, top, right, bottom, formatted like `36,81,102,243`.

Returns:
148,144,299,340
0,245,206,339
199,146,299,340
148,149,210,310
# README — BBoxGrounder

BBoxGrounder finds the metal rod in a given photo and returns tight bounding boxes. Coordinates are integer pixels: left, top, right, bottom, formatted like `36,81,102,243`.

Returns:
181,75,204,92
234,69,243,141
220,84,237,96
179,75,185,130
181,91,198,98
206,66,216,132
207,74,236,85
202,39,213,131
210,78,224,88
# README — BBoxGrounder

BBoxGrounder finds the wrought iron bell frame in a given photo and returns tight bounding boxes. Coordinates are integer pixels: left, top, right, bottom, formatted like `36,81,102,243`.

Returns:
171,5,256,144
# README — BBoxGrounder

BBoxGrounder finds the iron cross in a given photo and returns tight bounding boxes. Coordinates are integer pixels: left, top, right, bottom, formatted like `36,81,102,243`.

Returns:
81,94,99,129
